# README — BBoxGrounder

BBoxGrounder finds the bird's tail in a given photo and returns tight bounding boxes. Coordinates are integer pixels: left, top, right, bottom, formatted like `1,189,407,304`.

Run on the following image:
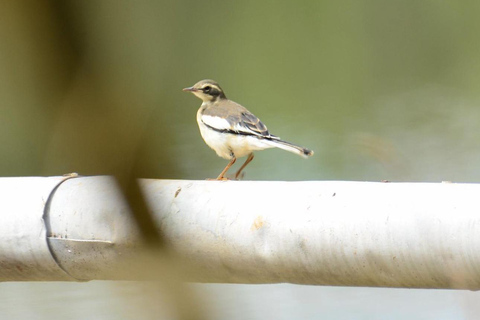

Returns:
266,138,314,158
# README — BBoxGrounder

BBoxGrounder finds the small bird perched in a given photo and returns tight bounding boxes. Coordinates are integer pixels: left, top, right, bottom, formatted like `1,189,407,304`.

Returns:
183,79,313,180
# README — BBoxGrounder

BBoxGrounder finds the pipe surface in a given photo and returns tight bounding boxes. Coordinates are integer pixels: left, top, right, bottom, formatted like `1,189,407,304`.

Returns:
1,176,480,289
144,179,480,289
0,177,74,281
46,176,140,281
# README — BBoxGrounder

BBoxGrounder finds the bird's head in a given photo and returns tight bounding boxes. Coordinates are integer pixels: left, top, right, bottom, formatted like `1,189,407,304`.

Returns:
183,79,226,102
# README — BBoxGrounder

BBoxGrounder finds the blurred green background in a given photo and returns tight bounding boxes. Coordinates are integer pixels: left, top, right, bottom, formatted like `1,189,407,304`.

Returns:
1,0,480,319
3,0,480,182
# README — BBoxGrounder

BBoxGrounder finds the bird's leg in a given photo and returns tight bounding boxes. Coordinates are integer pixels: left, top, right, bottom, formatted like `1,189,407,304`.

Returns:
216,157,236,180
235,153,254,180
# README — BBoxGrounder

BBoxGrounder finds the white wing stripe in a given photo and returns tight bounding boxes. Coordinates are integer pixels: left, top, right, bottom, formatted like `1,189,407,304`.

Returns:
202,114,271,137
201,115,233,131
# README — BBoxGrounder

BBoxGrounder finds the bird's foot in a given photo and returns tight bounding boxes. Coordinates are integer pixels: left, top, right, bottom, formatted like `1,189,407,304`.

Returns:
234,172,246,180
206,177,230,181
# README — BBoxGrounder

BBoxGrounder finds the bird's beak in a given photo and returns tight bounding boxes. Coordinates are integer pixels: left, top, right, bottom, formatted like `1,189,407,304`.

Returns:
183,86,198,92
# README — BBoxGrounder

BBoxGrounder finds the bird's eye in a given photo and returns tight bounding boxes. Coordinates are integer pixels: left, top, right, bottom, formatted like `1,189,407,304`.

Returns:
203,86,211,93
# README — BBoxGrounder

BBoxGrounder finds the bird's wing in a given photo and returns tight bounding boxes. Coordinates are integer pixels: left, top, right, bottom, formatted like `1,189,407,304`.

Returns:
201,101,277,139
235,111,271,137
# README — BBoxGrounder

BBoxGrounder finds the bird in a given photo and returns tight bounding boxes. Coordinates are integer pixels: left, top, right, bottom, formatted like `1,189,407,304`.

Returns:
183,79,313,180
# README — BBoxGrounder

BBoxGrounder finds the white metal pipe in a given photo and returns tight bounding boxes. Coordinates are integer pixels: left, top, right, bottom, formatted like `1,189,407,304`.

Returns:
1,176,480,289
0,177,75,281
46,176,141,281
144,179,480,289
